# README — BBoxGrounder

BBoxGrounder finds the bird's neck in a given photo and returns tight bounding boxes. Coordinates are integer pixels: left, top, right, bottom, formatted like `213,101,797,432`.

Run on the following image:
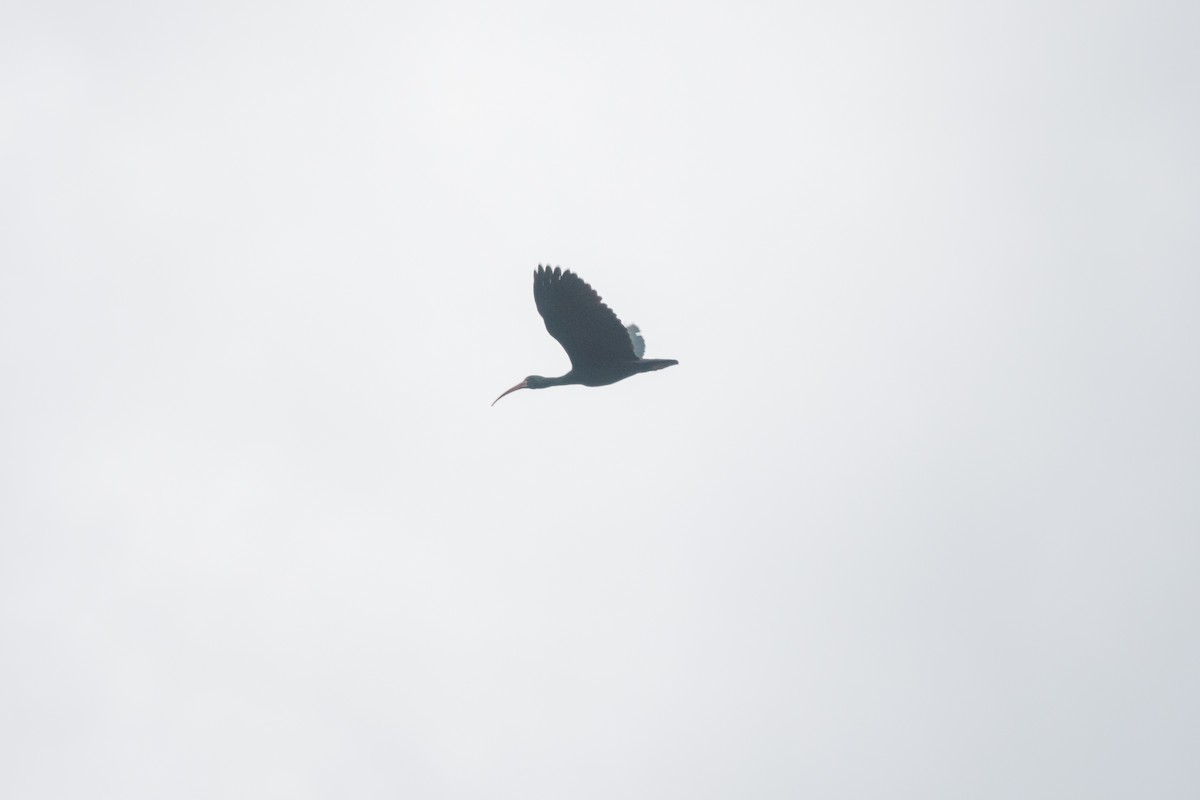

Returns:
537,372,578,388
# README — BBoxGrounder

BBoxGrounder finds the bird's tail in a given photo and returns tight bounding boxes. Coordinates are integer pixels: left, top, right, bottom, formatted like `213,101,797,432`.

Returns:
635,358,679,373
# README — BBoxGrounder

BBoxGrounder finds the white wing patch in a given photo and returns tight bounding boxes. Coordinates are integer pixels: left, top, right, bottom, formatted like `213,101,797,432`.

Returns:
626,324,646,358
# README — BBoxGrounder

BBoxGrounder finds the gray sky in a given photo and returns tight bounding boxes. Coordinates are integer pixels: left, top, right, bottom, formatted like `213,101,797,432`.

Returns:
3,1,1198,797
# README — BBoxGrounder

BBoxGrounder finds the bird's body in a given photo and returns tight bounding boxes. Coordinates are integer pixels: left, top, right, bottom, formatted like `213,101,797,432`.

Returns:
493,265,678,404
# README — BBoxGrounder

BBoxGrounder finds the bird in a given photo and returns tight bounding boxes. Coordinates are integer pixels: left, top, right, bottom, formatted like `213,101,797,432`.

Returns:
492,265,678,405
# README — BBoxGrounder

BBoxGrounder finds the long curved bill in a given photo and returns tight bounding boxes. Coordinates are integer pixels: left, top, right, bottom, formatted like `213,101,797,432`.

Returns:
491,379,529,406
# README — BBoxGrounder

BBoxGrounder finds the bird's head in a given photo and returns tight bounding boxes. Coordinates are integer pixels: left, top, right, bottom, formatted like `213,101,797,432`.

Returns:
491,375,551,406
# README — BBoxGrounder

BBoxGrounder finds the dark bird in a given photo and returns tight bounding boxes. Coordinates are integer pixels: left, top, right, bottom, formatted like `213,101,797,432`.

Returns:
492,265,678,405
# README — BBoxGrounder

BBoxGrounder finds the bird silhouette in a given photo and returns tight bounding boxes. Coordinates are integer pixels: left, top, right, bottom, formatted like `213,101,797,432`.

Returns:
492,265,678,405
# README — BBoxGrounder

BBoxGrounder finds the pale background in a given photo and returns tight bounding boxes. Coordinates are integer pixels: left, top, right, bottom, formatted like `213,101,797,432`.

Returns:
3,1,1198,797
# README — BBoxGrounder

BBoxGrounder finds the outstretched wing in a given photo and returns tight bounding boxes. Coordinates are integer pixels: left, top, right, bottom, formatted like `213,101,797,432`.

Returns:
626,324,646,358
533,265,636,369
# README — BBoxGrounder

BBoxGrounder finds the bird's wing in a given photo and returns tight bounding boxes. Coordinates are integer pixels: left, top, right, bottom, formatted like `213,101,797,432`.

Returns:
534,265,637,369
626,324,646,358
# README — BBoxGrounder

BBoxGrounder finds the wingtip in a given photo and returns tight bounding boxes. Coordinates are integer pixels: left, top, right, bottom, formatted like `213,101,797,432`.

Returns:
534,264,564,281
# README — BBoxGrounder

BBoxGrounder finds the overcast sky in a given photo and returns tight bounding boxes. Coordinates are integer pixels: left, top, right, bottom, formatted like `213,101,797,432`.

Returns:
3,1,1198,797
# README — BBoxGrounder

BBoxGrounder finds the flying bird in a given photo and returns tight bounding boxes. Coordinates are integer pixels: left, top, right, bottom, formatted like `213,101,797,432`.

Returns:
492,265,678,405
